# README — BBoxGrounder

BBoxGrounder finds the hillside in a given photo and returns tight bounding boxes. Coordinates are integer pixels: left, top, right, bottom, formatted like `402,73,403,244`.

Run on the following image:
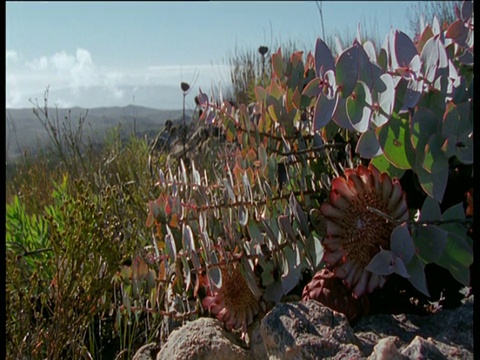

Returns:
6,105,194,160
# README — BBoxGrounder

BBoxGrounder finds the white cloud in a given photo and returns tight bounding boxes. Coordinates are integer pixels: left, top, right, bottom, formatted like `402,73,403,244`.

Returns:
27,56,49,71
6,50,19,62
5,48,233,108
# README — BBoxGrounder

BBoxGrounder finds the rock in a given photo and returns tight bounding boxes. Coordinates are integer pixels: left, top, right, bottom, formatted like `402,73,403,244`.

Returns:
368,336,408,360
401,336,446,359
156,317,250,360
259,300,364,359
133,342,161,360
136,295,473,360
354,295,474,360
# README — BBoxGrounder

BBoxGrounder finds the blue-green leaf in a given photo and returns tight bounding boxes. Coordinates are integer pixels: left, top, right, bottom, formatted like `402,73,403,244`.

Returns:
366,249,396,276
406,254,430,297
413,225,448,263
356,129,382,158
313,93,337,131
390,223,415,264
435,233,473,286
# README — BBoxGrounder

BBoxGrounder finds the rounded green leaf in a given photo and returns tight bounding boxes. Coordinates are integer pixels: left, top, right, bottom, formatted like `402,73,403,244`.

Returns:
365,249,396,276
372,73,395,127
394,31,417,68
346,81,372,133
390,223,415,264
336,44,359,98
313,92,337,131
406,254,430,297
410,107,440,163
370,154,405,179
315,38,335,76
376,114,416,170
422,133,449,174
416,164,448,202
419,196,442,222
413,225,448,263
332,96,355,131
435,233,473,286
356,129,382,158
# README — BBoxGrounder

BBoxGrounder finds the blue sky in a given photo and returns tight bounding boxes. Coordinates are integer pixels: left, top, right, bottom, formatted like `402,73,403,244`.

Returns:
6,1,420,109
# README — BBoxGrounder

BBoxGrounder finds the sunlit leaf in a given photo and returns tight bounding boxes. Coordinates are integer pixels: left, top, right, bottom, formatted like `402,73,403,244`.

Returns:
377,114,416,169
346,81,372,133
332,96,355,131
372,73,395,127
422,133,448,174
370,154,405,179
183,224,196,254
410,107,440,165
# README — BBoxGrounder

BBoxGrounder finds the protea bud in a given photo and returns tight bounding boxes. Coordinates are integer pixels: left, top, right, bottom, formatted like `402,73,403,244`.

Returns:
302,268,369,323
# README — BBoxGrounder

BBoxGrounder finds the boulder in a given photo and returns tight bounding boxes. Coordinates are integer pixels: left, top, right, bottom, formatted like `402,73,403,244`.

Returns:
155,317,250,360
136,294,473,360
259,300,364,359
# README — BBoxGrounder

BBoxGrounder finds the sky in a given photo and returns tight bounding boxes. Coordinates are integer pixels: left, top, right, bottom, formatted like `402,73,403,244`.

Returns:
6,1,421,110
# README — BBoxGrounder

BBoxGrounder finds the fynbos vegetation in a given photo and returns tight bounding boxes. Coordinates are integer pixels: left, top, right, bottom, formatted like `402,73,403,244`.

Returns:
6,1,473,358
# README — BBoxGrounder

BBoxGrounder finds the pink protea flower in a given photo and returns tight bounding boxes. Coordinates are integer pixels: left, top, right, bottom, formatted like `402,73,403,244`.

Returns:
320,164,409,298
202,264,264,334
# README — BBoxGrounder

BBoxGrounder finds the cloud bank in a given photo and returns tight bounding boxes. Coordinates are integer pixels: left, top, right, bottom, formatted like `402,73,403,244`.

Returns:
6,48,231,109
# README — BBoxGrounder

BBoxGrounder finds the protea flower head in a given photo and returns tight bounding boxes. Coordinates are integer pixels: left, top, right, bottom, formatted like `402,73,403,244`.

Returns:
320,164,408,298
202,263,264,335
302,268,369,323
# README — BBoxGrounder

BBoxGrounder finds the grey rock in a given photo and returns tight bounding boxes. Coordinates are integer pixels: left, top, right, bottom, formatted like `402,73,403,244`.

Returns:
354,295,474,359
401,336,447,359
259,300,363,360
368,336,408,360
137,295,473,360
156,317,250,360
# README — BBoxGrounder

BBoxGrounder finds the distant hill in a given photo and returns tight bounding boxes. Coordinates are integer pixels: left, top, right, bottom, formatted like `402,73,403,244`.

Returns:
6,105,194,161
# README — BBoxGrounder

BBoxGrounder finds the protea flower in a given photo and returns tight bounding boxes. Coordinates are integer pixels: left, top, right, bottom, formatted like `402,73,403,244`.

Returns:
320,164,408,298
302,268,369,323
202,263,264,335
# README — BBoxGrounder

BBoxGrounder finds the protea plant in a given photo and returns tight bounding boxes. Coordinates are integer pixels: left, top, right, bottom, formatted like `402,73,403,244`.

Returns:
319,164,409,297
202,262,265,336
302,268,370,323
